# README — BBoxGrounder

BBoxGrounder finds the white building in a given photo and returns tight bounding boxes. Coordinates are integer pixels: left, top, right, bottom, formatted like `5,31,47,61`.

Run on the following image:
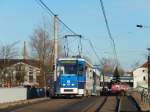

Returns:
133,62,148,88
0,59,41,87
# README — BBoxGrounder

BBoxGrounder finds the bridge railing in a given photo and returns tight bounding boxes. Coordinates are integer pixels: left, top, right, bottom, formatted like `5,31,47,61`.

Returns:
136,86,150,105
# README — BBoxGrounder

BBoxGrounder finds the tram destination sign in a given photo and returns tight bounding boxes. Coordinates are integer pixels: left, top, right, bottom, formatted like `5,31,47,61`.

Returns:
60,60,76,64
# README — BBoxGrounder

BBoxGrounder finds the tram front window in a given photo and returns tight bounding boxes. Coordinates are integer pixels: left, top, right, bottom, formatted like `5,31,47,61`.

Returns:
63,64,77,74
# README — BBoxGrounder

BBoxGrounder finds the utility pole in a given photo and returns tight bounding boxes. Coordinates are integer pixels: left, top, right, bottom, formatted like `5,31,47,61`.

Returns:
54,15,58,82
147,48,150,93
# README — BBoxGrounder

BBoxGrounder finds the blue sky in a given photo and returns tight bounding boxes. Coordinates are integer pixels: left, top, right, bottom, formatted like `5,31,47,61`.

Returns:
0,0,150,70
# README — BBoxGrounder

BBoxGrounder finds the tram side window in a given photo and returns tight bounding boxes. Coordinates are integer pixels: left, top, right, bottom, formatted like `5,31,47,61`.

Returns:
57,66,64,75
78,64,84,75
60,67,64,74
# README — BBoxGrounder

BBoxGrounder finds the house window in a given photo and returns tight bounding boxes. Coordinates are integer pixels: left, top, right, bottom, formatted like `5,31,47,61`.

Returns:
143,76,146,81
29,71,33,75
29,75,33,82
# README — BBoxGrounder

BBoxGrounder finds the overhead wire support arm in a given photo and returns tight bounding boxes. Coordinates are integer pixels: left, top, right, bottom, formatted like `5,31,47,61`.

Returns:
64,34,83,57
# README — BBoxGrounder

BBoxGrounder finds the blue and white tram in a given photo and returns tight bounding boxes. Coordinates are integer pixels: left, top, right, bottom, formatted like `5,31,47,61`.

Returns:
54,57,100,97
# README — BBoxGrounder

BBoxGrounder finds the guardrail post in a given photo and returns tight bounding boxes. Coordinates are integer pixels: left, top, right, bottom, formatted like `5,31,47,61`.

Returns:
141,88,144,102
148,93,150,105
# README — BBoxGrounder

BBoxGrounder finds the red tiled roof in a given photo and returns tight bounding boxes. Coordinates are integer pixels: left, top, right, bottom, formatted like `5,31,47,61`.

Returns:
141,62,148,68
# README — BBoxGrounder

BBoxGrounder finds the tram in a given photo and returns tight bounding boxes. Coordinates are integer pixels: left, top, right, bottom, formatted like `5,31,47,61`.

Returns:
52,57,101,97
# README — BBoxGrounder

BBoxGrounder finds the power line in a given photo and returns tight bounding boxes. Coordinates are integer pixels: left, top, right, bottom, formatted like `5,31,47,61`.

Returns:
36,0,77,35
99,0,118,66
82,38,101,62
35,0,102,63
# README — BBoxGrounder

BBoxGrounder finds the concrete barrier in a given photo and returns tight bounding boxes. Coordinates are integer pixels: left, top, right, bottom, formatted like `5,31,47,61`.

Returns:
0,88,27,103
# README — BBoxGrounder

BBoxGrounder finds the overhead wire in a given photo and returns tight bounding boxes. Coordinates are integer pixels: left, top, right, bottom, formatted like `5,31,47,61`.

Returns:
82,38,101,63
35,0,102,64
99,0,118,66
37,0,77,35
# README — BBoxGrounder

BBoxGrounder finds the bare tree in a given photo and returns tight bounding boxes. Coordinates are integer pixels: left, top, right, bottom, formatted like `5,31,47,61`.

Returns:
30,27,52,63
0,41,18,59
131,61,140,69
0,42,19,87
100,57,116,75
100,57,124,76
30,26,52,88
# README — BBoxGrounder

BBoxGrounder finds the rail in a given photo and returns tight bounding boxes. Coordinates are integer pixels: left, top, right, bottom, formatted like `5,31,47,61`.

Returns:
116,96,121,112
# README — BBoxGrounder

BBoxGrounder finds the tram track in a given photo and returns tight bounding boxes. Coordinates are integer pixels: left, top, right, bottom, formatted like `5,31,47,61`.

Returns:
116,96,121,112
81,96,108,112
93,96,123,112
95,96,108,112
119,96,141,112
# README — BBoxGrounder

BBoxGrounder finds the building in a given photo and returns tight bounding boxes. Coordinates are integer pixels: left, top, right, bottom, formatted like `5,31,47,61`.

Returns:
133,62,148,88
0,59,41,87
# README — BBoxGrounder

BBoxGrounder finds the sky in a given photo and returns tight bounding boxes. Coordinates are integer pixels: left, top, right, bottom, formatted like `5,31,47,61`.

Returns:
0,0,150,70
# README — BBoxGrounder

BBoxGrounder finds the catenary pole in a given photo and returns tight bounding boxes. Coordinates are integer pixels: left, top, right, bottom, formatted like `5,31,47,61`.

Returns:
54,15,58,82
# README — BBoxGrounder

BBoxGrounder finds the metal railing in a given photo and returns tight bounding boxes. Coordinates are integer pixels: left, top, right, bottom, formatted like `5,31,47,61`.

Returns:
136,86,150,105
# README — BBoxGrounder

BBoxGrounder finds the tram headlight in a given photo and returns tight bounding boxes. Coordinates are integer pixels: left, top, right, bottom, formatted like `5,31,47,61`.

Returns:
71,84,75,86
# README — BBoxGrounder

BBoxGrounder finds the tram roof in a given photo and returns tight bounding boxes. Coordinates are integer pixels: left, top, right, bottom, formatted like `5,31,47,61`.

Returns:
58,57,85,61
58,57,93,68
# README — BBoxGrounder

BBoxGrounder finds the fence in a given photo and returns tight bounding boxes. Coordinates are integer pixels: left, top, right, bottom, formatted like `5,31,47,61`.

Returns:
0,87,46,103
0,88,27,103
26,87,45,99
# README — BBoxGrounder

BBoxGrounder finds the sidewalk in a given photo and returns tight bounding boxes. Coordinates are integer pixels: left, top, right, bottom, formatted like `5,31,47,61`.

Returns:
131,91,150,111
0,97,50,110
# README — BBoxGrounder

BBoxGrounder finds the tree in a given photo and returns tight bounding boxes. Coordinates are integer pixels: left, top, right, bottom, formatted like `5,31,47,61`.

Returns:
0,41,18,59
30,25,64,88
30,26,52,87
30,27,52,63
100,57,116,76
131,61,140,69
113,67,120,82
100,57,124,75
0,41,18,87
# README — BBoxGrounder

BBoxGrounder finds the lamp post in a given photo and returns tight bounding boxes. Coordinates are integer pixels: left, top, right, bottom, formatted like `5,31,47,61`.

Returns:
147,48,150,93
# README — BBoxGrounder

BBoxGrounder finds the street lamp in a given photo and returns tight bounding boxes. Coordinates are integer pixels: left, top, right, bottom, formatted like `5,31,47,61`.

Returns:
136,24,150,28
136,24,143,28
147,48,150,93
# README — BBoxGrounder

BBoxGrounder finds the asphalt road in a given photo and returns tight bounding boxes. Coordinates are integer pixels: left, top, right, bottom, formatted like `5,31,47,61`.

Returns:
1,96,141,112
